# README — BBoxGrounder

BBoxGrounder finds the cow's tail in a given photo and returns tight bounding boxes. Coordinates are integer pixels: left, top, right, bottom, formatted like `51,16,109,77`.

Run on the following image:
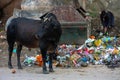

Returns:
5,16,16,31
6,17,17,38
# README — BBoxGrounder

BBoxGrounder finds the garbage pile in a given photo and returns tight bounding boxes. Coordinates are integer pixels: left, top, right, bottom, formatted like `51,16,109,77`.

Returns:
22,35,120,68
56,35,120,68
23,54,43,67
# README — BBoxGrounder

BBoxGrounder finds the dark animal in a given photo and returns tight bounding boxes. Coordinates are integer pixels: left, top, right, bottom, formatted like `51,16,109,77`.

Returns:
6,13,62,74
100,10,114,28
100,10,114,34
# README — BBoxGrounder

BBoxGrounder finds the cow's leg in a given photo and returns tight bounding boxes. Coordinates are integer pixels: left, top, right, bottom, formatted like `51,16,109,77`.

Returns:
41,49,49,74
8,42,14,69
7,33,15,69
49,44,57,72
49,53,54,72
40,42,49,74
16,44,23,69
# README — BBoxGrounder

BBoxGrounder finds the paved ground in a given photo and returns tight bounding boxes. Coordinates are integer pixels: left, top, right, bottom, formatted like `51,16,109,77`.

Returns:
0,65,120,80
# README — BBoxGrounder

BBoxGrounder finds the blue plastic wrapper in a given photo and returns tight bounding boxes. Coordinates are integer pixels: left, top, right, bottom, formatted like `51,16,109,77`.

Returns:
81,57,88,62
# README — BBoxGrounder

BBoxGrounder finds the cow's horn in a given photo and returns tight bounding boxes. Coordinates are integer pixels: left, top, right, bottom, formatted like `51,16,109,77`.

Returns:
44,18,48,22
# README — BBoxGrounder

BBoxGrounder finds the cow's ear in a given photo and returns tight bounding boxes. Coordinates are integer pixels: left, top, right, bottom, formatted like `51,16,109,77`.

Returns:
39,12,48,19
39,16,44,20
34,34,39,40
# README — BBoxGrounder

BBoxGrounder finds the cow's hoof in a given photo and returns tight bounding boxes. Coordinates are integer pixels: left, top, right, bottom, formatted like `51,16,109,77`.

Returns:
8,66,13,69
8,63,13,69
43,70,49,74
18,66,23,69
49,69,54,72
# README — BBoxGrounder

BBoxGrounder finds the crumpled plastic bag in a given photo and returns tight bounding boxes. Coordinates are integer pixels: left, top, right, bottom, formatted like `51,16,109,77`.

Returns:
94,39,102,47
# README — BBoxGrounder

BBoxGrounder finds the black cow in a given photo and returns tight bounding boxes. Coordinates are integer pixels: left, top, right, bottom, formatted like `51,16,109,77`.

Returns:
6,13,62,74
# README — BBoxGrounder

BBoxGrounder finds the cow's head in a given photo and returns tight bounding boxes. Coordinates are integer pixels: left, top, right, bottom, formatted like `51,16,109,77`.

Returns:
40,13,61,30
36,13,62,40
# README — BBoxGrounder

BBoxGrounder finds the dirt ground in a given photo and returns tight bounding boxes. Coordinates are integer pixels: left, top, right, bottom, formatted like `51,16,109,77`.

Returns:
0,31,120,80
0,65,120,80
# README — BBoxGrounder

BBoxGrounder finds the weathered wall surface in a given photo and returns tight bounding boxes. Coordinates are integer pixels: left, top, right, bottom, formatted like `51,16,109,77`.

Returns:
0,0,21,28
1,0,120,22
0,0,76,24
1,0,120,34
20,0,85,22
